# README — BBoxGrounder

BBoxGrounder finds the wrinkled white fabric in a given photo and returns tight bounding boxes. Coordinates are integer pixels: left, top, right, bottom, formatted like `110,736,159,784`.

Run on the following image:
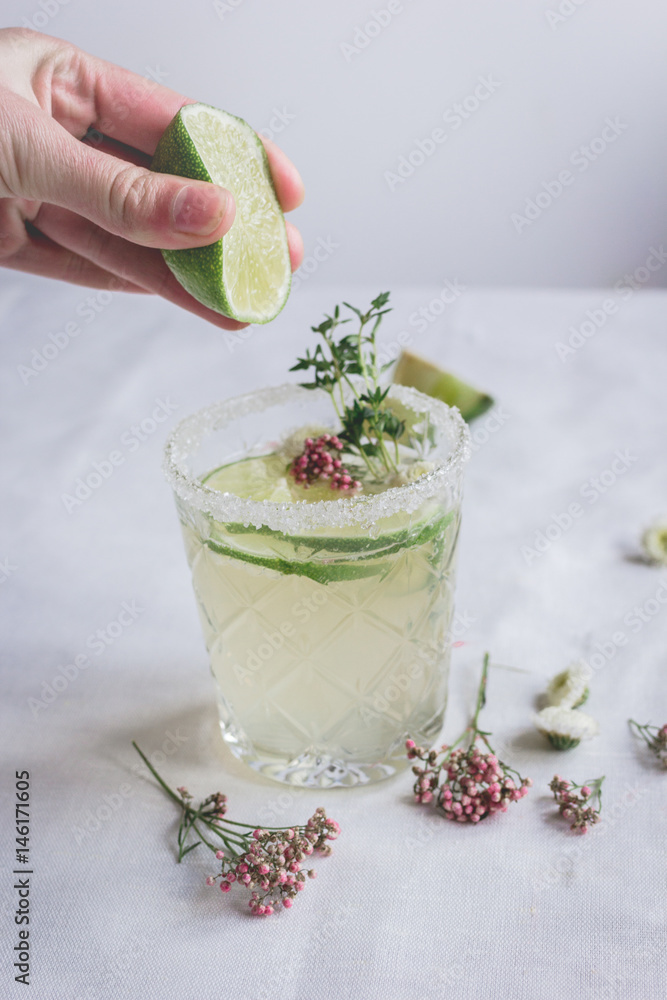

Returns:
1,277,665,999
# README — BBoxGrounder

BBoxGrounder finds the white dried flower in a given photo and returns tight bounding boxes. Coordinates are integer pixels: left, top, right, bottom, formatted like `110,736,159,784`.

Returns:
534,706,599,751
641,519,667,566
546,660,591,709
389,461,436,487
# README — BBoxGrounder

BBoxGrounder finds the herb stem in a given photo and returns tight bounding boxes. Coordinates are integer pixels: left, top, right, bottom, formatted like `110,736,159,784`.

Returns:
292,293,405,484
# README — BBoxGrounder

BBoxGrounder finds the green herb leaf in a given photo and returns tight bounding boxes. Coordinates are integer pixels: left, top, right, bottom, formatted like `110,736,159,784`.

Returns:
293,293,405,481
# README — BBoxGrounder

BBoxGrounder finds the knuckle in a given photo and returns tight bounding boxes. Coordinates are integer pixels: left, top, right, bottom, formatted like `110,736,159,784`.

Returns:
108,167,162,240
0,27,36,52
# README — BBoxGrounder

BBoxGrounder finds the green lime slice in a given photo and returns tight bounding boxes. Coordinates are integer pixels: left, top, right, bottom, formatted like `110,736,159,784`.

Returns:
393,349,493,422
200,454,455,581
223,508,454,555
204,454,293,503
151,103,291,324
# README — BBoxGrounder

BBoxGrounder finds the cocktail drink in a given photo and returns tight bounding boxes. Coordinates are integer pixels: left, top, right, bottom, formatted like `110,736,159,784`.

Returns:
164,383,469,787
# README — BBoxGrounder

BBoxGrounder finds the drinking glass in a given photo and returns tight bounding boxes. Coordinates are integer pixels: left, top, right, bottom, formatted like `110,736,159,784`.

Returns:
164,382,470,787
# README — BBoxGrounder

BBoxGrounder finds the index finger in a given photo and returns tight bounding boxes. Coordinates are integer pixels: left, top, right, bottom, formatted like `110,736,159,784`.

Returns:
84,55,193,154
81,55,304,212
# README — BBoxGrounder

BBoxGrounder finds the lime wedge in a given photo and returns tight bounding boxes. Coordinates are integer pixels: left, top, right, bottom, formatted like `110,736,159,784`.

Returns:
393,349,493,422
151,103,291,324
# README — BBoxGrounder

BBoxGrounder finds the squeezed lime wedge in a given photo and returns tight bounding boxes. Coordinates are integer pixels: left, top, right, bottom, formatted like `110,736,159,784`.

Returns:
151,103,291,324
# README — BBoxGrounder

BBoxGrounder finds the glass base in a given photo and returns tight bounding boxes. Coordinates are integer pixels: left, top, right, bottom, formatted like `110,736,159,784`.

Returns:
220,721,411,787
216,698,444,788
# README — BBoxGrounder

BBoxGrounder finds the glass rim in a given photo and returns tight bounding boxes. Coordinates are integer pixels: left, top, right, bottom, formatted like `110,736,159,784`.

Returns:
163,382,471,532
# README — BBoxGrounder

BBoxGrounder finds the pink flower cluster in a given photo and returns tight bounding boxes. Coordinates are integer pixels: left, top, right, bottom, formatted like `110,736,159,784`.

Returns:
549,775,603,834
289,434,361,492
207,808,340,915
407,739,532,824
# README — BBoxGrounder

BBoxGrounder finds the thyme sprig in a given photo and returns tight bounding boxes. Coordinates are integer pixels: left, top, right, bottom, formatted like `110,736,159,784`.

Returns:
290,293,405,481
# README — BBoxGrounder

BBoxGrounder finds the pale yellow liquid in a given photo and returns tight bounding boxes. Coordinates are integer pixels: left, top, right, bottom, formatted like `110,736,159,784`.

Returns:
179,466,460,785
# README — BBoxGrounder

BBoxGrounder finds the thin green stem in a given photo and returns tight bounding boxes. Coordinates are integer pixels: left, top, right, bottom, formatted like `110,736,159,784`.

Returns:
210,816,297,833
583,775,605,811
439,725,473,760
190,821,225,854
133,742,258,862
628,719,657,742
178,809,199,854
356,315,372,394
328,386,344,424
132,742,183,807
375,433,398,473
369,323,380,392
472,653,490,735
202,822,248,848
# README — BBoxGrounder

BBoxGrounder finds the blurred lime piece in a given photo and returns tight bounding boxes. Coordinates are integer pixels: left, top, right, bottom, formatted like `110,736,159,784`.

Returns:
393,349,493,422
204,454,293,503
151,103,291,324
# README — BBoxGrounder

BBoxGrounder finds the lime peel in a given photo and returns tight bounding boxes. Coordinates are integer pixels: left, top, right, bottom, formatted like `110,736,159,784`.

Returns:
205,537,392,585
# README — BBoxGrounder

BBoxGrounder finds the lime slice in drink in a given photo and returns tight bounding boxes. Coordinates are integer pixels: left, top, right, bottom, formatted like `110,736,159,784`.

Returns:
201,455,455,583
393,349,493,422
205,454,293,503
151,103,291,324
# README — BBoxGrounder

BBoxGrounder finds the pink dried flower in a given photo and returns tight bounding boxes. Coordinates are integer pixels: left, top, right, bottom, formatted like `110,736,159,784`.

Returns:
289,434,362,492
205,807,339,915
206,810,341,916
131,741,339,919
406,654,532,825
549,774,605,833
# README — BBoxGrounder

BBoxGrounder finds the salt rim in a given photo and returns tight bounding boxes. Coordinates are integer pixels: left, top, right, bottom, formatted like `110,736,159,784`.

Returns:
163,382,471,532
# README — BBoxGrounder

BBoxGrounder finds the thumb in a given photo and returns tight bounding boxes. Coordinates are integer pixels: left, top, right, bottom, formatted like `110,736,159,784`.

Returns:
0,93,235,249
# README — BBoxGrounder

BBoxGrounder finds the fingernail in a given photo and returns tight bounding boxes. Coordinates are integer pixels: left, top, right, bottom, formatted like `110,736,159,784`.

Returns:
172,184,228,236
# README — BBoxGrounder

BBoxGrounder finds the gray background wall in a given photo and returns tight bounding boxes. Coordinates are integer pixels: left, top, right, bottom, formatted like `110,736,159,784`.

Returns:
4,0,667,288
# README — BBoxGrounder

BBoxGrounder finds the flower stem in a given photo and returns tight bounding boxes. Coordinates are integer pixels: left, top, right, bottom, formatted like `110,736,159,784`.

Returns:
132,741,183,807
472,653,490,735
584,775,605,810
628,719,653,742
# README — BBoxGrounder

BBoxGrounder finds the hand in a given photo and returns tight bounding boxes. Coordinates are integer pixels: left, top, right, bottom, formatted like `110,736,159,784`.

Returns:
0,28,304,330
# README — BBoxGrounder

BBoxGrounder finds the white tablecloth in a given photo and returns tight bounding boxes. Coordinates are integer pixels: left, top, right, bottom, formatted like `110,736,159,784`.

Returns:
1,277,665,999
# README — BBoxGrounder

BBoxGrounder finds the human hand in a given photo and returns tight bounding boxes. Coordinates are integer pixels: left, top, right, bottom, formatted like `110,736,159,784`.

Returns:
0,28,304,330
